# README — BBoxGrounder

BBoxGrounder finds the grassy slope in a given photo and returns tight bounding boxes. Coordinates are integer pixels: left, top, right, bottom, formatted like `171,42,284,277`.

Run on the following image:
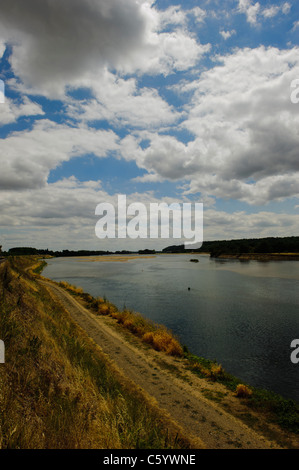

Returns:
0,256,191,449
53,270,299,439
1,256,298,449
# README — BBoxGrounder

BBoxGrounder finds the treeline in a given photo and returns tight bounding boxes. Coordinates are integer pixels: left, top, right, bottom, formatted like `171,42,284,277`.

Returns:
4,236,299,258
5,247,113,257
4,247,157,257
163,236,299,256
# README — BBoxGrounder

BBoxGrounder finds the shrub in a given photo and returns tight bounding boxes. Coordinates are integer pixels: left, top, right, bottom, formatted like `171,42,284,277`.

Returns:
209,364,224,381
235,384,253,398
142,330,183,356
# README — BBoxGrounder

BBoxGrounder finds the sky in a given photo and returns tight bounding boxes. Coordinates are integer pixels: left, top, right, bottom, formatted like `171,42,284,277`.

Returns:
0,0,298,251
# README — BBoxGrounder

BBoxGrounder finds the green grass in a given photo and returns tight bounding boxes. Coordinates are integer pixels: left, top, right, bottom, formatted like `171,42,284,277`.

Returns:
185,351,299,434
32,260,47,275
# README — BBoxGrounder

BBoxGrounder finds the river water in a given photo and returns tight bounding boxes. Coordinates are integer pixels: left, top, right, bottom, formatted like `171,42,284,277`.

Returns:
43,254,299,402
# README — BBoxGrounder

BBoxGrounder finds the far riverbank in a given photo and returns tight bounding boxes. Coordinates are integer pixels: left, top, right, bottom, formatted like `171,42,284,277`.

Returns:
211,253,299,261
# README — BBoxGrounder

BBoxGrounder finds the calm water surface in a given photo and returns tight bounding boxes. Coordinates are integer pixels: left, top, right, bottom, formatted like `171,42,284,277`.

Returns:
43,254,299,402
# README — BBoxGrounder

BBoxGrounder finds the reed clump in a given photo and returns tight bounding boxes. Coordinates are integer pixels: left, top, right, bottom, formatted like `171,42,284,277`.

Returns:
235,384,253,398
190,361,225,381
142,330,183,357
58,281,84,296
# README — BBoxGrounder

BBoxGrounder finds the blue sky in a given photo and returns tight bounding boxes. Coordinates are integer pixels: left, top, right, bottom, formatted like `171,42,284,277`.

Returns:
0,0,298,251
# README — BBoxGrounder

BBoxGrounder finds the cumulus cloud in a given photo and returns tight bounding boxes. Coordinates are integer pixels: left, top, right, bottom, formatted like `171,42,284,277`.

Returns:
0,0,297,251
0,0,149,95
0,177,299,250
0,96,44,124
1,178,299,251
262,6,281,18
0,0,209,97
292,21,299,31
65,70,180,129
262,2,291,18
128,46,299,205
282,2,292,14
191,7,207,24
152,5,206,29
238,0,260,25
0,40,6,58
0,120,119,190
238,0,292,25
220,29,236,40
204,208,299,240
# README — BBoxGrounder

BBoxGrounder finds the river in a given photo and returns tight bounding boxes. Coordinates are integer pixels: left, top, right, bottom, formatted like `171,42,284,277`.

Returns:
43,253,299,403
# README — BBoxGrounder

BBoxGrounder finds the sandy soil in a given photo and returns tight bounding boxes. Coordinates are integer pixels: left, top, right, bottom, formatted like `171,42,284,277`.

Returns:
40,279,296,449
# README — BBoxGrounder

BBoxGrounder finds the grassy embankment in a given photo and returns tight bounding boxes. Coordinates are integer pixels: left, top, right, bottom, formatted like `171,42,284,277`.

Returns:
57,281,184,357
1,256,299,449
0,256,191,449
51,267,299,437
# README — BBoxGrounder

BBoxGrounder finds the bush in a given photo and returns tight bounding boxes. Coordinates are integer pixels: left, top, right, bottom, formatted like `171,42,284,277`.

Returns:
235,384,253,398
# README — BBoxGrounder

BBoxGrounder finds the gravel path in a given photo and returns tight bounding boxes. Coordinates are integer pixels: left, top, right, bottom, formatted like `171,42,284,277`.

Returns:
40,279,282,449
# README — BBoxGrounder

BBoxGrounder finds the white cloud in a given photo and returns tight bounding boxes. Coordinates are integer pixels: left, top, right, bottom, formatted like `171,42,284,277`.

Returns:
0,0,151,97
157,5,206,29
158,5,188,28
292,21,299,31
238,0,260,25
238,0,292,25
0,39,6,58
282,2,291,14
0,0,297,252
262,6,280,18
189,7,207,24
1,178,299,251
65,69,180,129
220,30,236,40
0,0,209,98
204,208,299,240
0,120,119,190
0,96,44,124
263,2,291,18
129,46,299,205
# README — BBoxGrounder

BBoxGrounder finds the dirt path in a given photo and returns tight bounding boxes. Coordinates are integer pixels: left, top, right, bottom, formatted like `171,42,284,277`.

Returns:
40,279,284,449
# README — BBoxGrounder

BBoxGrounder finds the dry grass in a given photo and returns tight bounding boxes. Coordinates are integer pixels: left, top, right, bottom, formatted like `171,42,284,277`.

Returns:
190,361,225,381
58,281,184,357
0,257,190,449
142,330,183,356
235,384,253,399
58,281,84,296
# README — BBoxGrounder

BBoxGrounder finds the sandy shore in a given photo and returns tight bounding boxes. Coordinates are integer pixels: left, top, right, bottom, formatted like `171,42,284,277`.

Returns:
72,255,157,262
